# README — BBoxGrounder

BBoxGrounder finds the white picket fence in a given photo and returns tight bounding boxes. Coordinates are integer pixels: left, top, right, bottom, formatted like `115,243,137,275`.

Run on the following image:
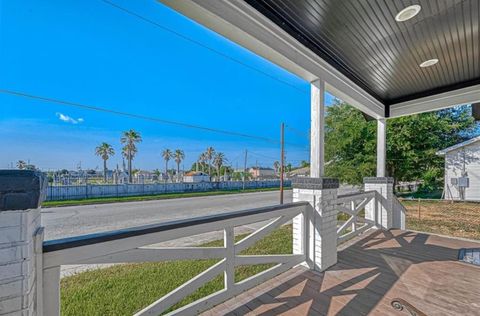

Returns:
46,180,289,201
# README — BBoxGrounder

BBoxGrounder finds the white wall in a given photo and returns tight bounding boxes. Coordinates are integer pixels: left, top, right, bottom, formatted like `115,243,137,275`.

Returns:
444,141,480,201
184,175,210,183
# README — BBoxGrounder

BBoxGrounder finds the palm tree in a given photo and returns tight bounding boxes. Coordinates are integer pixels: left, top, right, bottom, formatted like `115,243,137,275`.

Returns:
198,153,207,172
16,160,27,170
173,149,185,182
205,147,215,176
213,152,226,180
95,143,115,182
120,129,142,183
162,149,173,181
273,161,280,175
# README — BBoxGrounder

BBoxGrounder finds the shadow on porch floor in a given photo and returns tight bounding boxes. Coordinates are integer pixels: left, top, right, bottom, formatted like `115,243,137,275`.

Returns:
203,229,480,315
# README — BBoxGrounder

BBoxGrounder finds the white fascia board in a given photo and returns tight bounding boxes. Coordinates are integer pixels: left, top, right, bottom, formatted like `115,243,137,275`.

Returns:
158,0,385,119
390,84,480,118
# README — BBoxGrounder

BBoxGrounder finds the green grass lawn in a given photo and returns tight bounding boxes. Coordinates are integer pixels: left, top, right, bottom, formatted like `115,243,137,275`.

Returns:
44,187,290,208
61,225,293,316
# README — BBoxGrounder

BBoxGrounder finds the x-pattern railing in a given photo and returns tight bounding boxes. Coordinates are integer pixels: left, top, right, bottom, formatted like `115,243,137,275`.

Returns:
334,191,377,244
40,202,309,316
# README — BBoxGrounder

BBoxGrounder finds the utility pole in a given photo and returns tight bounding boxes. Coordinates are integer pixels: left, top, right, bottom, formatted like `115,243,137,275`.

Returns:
280,122,285,204
243,149,248,190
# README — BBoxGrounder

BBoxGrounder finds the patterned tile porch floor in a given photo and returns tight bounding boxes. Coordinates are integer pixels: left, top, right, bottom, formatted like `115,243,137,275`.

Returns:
203,229,480,315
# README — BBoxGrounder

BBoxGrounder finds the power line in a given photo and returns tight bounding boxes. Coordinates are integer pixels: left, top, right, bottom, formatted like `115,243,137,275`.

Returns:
286,124,309,139
0,88,280,143
101,0,307,94
248,150,278,161
0,88,311,148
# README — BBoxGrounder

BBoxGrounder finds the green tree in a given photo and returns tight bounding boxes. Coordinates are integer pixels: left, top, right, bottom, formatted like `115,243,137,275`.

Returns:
95,142,115,182
324,101,477,189
198,153,207,172
324,102,376,184
162,149,173,181
173,149,185,182
205,147,215,176
153,169,161,181
120,129,142,183
300,160,310,168
285,163,292,173
273,161,280,174
213,152,226,179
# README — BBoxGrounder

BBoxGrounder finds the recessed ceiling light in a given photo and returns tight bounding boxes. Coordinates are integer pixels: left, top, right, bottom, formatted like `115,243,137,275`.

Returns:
420,58,439,68
395,5,421,22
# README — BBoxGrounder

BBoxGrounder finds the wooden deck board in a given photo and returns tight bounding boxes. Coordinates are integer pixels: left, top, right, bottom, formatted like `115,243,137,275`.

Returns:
204,229,480,315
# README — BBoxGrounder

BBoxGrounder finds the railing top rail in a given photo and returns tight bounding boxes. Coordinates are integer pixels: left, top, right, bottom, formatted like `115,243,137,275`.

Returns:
336,190,376,200
43,201,309,253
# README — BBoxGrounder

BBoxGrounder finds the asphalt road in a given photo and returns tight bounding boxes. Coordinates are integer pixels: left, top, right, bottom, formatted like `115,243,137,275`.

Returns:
42,190,293,241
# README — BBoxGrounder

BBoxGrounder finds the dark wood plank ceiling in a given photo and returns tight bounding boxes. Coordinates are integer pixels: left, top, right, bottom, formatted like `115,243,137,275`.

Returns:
245,0,480,105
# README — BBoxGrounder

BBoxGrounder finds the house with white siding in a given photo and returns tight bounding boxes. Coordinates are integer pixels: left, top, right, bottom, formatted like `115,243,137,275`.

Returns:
437,136,480,201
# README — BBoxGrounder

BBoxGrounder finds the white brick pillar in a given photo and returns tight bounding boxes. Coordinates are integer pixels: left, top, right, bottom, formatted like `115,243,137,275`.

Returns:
0,170,46,316
292,178,339,272
364,177,394,229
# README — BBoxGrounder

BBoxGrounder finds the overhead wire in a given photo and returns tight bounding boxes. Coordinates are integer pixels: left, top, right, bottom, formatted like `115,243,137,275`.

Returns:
101,0,308,94
0,88,310,148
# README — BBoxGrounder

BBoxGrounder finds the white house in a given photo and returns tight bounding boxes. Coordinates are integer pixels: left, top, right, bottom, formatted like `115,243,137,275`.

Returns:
437,136,480,201
183,171,210,183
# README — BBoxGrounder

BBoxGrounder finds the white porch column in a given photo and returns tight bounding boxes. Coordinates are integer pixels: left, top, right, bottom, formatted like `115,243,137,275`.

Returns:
376,118,387,177
310,79,325,177
0,170,46,316
293,178,339,272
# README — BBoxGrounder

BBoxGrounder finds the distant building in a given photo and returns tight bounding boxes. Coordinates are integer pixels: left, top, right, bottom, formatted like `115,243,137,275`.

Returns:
249,167,275,179
437,136,480,201
183,171,210,183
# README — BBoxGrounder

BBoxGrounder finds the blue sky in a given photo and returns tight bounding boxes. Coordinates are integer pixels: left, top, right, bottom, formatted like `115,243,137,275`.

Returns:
0,0,335,171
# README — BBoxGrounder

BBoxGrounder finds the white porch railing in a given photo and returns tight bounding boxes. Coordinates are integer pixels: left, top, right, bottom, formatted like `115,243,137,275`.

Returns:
392,195,407,230
39,201,310,316
35,190,391,315
334,191,378,244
